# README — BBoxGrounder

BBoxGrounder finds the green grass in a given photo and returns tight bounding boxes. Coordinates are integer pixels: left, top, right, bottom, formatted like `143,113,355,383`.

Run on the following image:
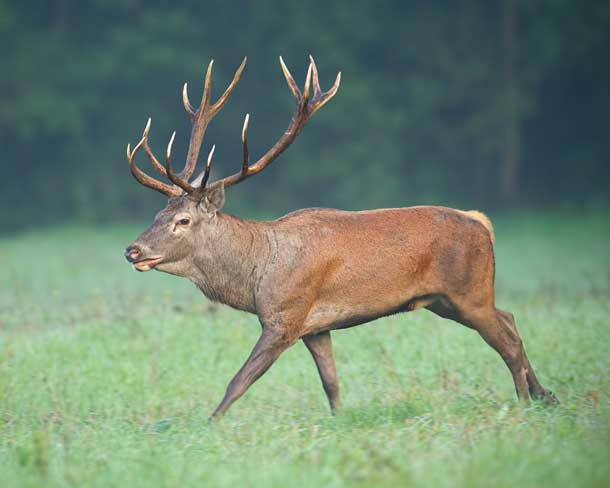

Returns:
1,210,609,487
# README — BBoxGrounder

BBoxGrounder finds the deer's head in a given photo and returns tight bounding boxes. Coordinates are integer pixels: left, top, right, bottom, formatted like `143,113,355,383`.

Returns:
124,56,340,275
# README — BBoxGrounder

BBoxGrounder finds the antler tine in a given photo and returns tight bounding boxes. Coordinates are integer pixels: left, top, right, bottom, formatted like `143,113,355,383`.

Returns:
165,130,196,194
279,56,301,101
310,70,341,114
179,58,246,182
309,55,321,97
212,56,247,115
138,117,169,177
200,60,214,109
242,113,250,173
217,56,340,189
182,82,195,121
127,120,181,198
166,130,176,165
202,144,215,189
301,62,312,108
190,144,217,191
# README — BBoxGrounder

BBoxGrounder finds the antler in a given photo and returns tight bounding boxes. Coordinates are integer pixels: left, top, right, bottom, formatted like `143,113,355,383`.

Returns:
217,55,341,189
126,56,340,199
126,57,247,197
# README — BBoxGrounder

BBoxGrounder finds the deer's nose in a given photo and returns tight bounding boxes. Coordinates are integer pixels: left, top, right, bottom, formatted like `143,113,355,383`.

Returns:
124,245,142,262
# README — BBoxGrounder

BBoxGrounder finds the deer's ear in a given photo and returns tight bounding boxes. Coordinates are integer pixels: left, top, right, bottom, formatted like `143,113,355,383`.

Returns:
203,182,225,212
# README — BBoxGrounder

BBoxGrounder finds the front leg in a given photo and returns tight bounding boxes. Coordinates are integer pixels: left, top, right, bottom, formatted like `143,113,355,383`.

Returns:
211,327,295,418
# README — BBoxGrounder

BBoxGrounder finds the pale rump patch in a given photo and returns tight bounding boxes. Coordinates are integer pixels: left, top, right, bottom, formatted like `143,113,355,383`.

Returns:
458,210,495,245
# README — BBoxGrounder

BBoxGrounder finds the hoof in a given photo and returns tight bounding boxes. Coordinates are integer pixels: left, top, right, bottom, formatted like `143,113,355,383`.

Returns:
207,412,223,423
540,390,559,406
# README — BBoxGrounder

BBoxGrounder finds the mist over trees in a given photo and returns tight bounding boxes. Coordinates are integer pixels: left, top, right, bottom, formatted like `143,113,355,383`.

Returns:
1,0,609,231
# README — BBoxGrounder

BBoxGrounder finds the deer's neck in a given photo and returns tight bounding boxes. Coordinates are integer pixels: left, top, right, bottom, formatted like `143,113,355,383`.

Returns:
188,212,268,313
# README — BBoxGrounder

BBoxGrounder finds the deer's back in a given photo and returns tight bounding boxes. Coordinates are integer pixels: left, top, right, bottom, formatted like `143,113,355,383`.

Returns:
270,205,492,255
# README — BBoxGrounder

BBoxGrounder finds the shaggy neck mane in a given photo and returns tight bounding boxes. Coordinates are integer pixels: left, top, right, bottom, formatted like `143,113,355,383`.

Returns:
187,212,269,313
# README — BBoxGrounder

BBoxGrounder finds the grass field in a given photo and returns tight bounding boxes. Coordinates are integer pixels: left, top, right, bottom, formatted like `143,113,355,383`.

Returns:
1,210,609,487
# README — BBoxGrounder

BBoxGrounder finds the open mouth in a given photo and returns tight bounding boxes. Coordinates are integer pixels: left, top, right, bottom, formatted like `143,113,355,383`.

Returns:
132,257,163,272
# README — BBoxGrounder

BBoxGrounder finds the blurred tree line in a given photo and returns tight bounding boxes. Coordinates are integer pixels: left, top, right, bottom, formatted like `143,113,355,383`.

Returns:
1,0,609,231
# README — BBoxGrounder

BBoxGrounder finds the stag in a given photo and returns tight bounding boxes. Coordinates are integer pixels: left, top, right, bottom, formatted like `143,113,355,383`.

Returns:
124,56,557,417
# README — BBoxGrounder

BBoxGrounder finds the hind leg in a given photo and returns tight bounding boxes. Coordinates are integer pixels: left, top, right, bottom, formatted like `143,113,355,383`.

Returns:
464,306,533,401
427,299,531,401
303,331,341,413
496,309,558,404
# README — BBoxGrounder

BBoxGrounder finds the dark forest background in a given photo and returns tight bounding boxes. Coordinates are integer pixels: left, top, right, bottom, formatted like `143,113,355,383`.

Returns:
1,0,609,232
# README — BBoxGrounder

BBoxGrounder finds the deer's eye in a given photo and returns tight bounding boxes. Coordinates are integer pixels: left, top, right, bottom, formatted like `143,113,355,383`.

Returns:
177,218,190,226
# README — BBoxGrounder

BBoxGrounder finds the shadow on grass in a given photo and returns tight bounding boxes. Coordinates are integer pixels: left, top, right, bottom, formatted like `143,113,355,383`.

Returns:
133,391,564,439
316,394,559,432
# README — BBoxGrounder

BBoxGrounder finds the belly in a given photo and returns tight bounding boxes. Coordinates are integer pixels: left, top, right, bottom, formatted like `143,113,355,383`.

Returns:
298,241,442,333
302,280,419,334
